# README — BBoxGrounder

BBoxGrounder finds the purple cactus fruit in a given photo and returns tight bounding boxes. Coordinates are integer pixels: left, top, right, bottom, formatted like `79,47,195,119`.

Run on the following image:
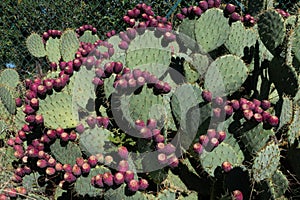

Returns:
15,167,25,177
216,131,226,142
162,82,171,94
207,0,215,8
95,153,104,164
202,90,212,102
193,142,203,154
103,172,114,186
230,12,241,22
46,167,56,176
192,6,203,16
136,76,145,86
207,137,219,151
221,161,233,173
124,170,135,183
64,172,76,183
75,123,85,134
15,98,22,107
115,79,128,90
243,109,254,120
25,90,37,100
252,99,261,107
199,1,208,11
86,116,96,128
230,99,239,110
37,159,47,168
253,113,263,123
168,156,179,168
126,28,137,40
163,32,176,42
156,142,165,152
163,143,176,155
14,136,23,145
207,129,217,139
225,4,236,14
47,157,56,167
152,129,161,137
72,164,82,176
214,96,224,106
93,174,104,187
267,115,279,127
63,164,72,172
22,124,32,132
75,157,85,168
261,100,271,110
154,134,165,143
232,190,243,200
88,155,98,167
118,160,129,172
254,106,264,114
118,146,129,160
128,179,139,192
247,101,255,110
35,114,44,125
46,129,56,139
104,62,115,76
23,105,35,115
176,13,185,20
241,103,250,110
199,135,209,146
146,118,157,130
113,172,124,185
7,138,15,147
119,40,129,50
181,7,188,15
55,163,63,172
14,150,24,159
127,78,137,88
262,111,271,123
113,61,123,74
157,153,168,165
95,67,105,78
214,0,221,7
16,187,27,196
224,105,233,116
25,115,35,123
81,162,91,174
102,117,110,129
104,155,114,166
44,79,53,91
135,119,145,130
6,188,17,198
73,58,82,71
92,77,104,86
139,179,149,190
213,108,222,118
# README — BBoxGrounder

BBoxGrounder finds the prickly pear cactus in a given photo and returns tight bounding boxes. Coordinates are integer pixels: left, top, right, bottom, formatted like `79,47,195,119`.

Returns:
2,1,300,200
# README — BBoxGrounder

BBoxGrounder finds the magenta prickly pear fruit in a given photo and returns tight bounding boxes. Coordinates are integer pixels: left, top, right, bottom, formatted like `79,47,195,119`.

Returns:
230,12,241,22
55,163,63,172
75,123,85,134
163,32,176,42
231,99,240,110
104,155,114,166
124,170,135,183
118,146,129,160
262,111,271,123
119,41,129,50
156,142,165,152
88,155,98,167
128,179,139,192
207,0,215,8
222,161,233,172
140,127,152,139
254,106,263,114
224,105,233,116
232,190,243,200
168,156,179,168
114,172,125,185
225,4,236,14
47,157,56,167
207,129,217,139
267,115,279,127
152,129,161,137
139,179,149,190
60,132,69,142
128,78,137,88
261,100,271,110
163,143,176,155
207,137,219,151
46,130,56,139
35,114,44,125
241,103,250,110
214,96,224,106
113,61,123,74
64,172,76,183
81,162,91,174
199,1,208,11
193,142,203,154
202,90,212,102
63,164,72,172
154,134,165,143
136,76,145,86
37,159,47,168
86,116,96,128
7,138,15,147
176,13,185,20
30,98,39,110
46,167,56,176
213,108,222,118
243,109,254,120
216,131,226,142
253,113,263,123
157,153,168,165
23,105,35,115
199,135,209,146
93,174,104,187
252,99,261,107
103,172,114,186
126,28,137,40
25,115,35,123
118,160,129,172
135,119,145,130
76,157,85,167
72,164,82,176
192,6,202,16
104,62,114,76
15,97,22,107
147,118,157,130
92,77,104,86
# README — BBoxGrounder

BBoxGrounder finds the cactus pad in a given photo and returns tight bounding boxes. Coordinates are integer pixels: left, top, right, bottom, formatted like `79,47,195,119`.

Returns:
60,30,80,62
79,30,99,44
225,21,258,57
178,19,197,51
252,142,280,182
288,106,300,145
204,55,248,97
278,96,293,131
46,37,61,63
257,9,286,53
38,91,78,129
0,69,20,88
292,22,300,63
0,85,16,114
194,8,230,52
104,184,148,200
269,170,289,199
200,143,244,177
50,139,82,165
79,126,112,156
75,166,110,197
26,33,46,57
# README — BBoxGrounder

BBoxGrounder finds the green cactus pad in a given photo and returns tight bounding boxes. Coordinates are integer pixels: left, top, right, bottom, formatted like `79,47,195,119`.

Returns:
38,91,78,129
182,61,200,83
79,30,99,44
269,170,289,199
107,35,126,62
200,143,244,177
22,172,47,194
46,37,61,63
204,55,248,97
177,19,198,51
194,8,230,53
170,83,203,131
225,21,258,57
269,56,298,97
240,122,274,154
156,189,176,200
71,67,96,118
75,166,110,197
79,126,112,156
0,69,20,88
288,106,300,145
13,107,26,130
104,184,148,200
26,33,46,57
189,53,210,78
0,85,16,114
257,9,286,53
60,30,80,62
278,96,293,131
252,142,280,182
50,140,82,165
292,22,300,63
248,0,273,16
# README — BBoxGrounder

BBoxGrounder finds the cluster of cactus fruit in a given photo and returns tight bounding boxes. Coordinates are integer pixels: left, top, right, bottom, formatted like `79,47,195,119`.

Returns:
1,0,300,199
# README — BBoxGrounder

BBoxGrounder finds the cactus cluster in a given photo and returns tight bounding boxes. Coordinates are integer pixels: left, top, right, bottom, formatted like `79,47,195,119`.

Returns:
1,1,300,199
